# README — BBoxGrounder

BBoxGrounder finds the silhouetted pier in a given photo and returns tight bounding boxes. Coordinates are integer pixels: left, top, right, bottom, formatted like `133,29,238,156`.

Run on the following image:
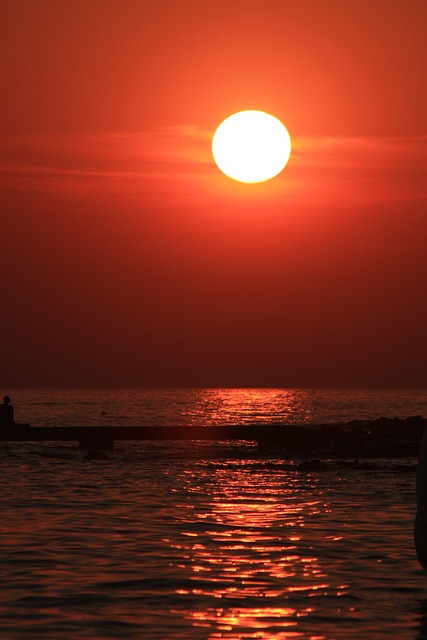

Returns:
0,424,287,451
0,417,425,456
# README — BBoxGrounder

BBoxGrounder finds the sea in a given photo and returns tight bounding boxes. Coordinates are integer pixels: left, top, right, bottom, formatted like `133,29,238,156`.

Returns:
1,387,427,640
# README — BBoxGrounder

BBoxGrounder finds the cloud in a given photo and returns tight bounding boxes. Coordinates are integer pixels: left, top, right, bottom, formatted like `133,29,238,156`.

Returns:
0,129,214,206
289,135,427,205
1,130,426,208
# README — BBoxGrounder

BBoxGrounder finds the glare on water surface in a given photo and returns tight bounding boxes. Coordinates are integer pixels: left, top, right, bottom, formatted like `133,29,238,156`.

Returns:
1,388,426,638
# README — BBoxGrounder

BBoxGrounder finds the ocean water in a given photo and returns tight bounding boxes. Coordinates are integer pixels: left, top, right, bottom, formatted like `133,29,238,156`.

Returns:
1,388,427,639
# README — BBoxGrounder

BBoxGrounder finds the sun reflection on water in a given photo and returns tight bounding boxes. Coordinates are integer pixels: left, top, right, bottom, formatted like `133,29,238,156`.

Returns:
181,388,314,426
168,464,352,637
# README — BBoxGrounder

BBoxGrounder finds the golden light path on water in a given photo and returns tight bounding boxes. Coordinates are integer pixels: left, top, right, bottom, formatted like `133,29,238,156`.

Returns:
17,387,427,428
166,463,354,639
1,388,426,638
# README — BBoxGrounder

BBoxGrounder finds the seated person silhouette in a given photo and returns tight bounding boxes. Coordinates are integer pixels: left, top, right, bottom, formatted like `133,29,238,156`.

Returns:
0,396,16,426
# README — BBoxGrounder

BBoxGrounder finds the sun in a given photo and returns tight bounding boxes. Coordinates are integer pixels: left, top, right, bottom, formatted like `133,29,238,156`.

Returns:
212,110,291,184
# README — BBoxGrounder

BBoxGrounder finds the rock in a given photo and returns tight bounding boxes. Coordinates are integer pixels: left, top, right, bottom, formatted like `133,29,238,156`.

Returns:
297,459,328,471
84,449,109,460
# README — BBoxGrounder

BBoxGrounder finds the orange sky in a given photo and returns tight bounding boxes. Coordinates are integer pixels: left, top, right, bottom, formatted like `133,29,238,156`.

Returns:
1,0,426,388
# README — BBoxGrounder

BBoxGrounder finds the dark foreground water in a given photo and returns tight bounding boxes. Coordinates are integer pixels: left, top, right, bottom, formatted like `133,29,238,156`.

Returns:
1,388,427,639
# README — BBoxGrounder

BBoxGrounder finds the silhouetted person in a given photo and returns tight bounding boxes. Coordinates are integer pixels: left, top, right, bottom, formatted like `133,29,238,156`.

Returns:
0,396,15,426
415,424,427,575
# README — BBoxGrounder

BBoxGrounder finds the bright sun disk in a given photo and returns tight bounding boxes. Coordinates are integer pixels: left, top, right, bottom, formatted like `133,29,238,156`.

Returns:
212,110,291,184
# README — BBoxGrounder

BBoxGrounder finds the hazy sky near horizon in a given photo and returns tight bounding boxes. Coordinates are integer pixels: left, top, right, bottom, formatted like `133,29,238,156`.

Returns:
1,0,427,388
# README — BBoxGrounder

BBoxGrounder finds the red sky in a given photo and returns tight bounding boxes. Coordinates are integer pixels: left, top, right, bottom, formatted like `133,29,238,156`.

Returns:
1,0,426,388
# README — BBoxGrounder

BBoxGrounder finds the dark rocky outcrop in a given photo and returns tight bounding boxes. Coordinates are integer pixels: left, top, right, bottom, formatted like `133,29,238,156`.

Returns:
258,416,426,458
84,448,109,460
